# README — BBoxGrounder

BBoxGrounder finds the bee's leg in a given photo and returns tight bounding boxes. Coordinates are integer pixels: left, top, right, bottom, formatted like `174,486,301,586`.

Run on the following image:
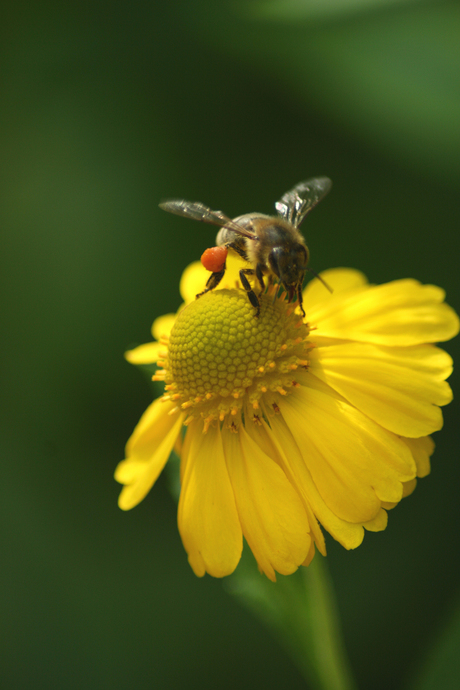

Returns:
239,268,260,316
196,265,226,298
297,284,306,318
255,263,265,292
227,240,249,262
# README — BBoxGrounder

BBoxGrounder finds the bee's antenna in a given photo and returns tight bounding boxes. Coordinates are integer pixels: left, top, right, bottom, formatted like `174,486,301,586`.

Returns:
306,268,333,294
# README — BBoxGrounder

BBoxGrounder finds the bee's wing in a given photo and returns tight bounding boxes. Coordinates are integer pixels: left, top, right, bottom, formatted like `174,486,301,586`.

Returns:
275,177,332,227
159,200,255,238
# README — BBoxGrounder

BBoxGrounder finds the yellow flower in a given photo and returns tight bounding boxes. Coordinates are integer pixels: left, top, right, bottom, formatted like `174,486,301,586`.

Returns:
116,256,459,581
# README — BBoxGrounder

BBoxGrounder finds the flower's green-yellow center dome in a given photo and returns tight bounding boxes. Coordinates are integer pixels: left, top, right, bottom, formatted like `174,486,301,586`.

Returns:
156,287,311,431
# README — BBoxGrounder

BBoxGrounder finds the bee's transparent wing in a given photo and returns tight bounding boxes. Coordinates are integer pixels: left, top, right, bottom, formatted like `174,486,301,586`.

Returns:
275,177,332,227
159,200,255,238
159,200,231,225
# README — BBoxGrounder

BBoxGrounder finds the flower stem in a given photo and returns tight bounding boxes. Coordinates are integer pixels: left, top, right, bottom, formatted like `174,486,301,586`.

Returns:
297,556,357,690
227,551,357,690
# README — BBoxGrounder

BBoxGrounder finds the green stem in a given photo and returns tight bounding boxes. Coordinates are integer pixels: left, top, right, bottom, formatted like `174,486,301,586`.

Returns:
227,552,357,690
296,557,357,690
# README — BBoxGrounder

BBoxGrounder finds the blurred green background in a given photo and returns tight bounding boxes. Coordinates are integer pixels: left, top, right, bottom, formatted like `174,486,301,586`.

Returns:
2,1,460,688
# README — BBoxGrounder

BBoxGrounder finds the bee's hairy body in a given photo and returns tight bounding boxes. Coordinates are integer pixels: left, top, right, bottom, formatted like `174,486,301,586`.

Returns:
159,177,332,318
213,213,310,316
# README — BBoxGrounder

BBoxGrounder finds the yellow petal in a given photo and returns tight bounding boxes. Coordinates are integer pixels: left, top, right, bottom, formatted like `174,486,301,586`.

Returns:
179,255,247,305
306,279,459,345
179,261,209,303
217,253,246,289
124,398,179,459
302,540,317,567
310,341,453,437
363,508,388,532
266,409,365,550
280,377,416,523
402,478,417,498
380,436,433,508
245,418,326,557
116,400,185,510
179,422,193,484
402,436,434,478
178,425,242,578
381,477,418,508
151,313,176,340
223,425,311,581
125,341,163,365
303,268,368,309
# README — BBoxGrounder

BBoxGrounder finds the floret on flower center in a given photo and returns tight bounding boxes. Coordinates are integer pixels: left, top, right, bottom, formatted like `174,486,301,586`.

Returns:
154,286,312,431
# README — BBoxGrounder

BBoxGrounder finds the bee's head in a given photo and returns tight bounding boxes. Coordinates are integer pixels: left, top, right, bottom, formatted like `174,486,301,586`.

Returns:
268,243,309,297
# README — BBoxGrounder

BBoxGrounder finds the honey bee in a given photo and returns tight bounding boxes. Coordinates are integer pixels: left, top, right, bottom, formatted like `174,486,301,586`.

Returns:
159,177,332,317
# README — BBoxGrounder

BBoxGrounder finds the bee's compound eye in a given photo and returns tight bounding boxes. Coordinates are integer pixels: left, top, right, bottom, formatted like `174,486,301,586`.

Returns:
201,246,228,273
